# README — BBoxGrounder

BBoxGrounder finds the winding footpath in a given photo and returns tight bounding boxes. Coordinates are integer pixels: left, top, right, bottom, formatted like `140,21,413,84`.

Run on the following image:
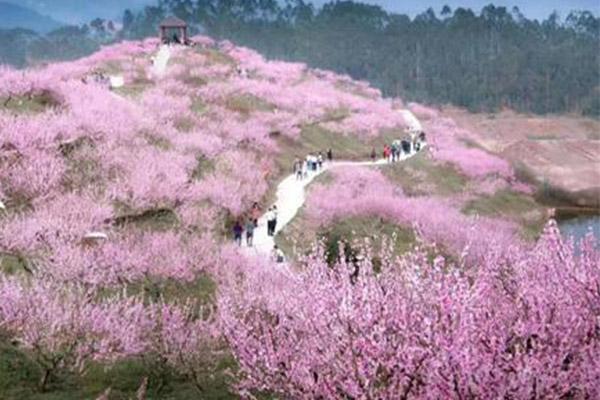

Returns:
152,45,172,76
246,114,425,259
147,46,424,260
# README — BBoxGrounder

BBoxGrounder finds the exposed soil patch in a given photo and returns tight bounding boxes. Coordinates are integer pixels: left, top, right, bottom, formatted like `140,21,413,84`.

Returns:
445,107,600,208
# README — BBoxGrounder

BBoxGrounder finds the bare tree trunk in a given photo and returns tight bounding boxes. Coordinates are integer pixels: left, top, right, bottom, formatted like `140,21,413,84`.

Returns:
39,368,51,392
95,387,112,400
136,377,149,400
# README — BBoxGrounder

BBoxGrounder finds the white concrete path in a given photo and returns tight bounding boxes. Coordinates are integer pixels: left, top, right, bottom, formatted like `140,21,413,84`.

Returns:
241,109,425,260
400,110,423,132
243,144,425,259
152,45,171,76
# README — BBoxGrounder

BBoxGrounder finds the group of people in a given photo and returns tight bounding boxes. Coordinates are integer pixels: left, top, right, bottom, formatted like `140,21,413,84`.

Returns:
162,33,190,45
293,149,333,180
232,217,256,247
231,203,286,263
83,71,110,87
231,203,279,246
372,131,427,163
232,202,262,247
232,133,427,259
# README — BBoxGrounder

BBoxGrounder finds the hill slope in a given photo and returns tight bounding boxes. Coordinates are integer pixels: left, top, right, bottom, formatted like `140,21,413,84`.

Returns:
0,38,596,398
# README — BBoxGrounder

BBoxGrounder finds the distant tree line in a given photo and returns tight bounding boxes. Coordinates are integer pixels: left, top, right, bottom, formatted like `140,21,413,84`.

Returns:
1,1,598,116
120,0,600,116
0,21,115,69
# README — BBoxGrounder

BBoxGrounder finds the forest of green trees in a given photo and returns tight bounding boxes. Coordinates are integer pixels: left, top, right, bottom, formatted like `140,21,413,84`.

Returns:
2,1,599,116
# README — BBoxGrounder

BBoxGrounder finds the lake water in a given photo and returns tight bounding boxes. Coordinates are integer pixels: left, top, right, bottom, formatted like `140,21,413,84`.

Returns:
557,214,600,244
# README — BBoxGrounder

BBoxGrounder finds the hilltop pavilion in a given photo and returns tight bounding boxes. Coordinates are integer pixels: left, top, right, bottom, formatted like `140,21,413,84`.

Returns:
159,16,188,44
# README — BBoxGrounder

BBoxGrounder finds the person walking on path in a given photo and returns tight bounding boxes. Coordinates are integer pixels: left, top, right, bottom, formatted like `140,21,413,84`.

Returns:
371,148,377,162
401,139,411,155
245,218,255,247
266,207,275,236
309,154,317,171
383,145,391,163
391,141,399,162
233,220,243,246
272,245,285,263
271,205,278,236
327,148,333,162
317,152,324,170
294,157,302,181
301,159,308,179
251,202,261,227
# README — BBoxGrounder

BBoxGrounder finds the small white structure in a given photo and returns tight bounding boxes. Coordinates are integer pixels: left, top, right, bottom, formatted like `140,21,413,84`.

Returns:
0,200,5,210
109,75,125,88
83,231,108,241
236,66,248,78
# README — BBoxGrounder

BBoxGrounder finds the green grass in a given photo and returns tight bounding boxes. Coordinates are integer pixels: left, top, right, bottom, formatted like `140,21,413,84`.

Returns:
276,212,415,261
322,107,351,122
0,340,238,400
383,152,467,196
0,253,29,275
225,94,275,116
180,74,208,88
191,155,215,181
120,273,218,305
61,144,106,194
113,83,149,98
113,207,180,231
1,91,60,115
144,133,172,150
527,134,563,141
0,267,235,398
265,124,371,206
198,48,236,66
322,216,416,255
97,61,123,75
113,75,153,98
275,125,369,174
191,97,208,115
265,122,398,211
174,117,196,132
463,189,547,241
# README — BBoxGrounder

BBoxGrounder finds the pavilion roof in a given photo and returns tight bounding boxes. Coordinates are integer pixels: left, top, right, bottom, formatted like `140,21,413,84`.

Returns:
160,16,187,28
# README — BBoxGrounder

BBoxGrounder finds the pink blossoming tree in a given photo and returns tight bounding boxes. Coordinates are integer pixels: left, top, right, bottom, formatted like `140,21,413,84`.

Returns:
219,221,600,398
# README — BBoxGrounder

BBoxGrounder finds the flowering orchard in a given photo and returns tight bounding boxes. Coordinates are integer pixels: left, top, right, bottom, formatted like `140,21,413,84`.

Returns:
304,167,521,263
0,36,596,397
220,222,600,398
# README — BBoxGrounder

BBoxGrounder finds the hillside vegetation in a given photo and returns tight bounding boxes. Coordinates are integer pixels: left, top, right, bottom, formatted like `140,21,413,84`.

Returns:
0,38,598,399
2,1,599,117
